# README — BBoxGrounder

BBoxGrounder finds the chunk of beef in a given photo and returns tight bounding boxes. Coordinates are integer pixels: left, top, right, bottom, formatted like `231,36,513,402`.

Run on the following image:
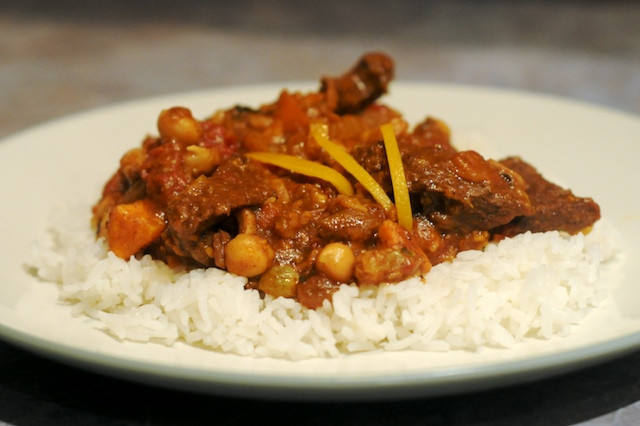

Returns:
350,117,457,195
353,139,533,233
321,52,394,114
350,140,392,193
141,139,191,205
492,157,601,237
164,155,277,264
405,148,533,232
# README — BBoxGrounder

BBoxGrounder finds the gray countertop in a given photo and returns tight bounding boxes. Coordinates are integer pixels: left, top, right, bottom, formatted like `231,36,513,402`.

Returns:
2,0,639,140
1,1,640,425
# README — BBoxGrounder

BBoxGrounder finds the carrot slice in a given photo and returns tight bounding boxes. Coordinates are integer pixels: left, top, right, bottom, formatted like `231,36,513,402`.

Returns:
381,123,412,231
310,123,394,211
246,151,353,196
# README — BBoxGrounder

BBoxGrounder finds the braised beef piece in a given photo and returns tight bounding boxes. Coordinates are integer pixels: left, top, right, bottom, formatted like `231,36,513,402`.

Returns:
350,117,455,194
164,156,278,265
141,139,192,205
492,157,601,237
352,139,533,234
321,52,394,114
350,139,391,191
405,147,533,233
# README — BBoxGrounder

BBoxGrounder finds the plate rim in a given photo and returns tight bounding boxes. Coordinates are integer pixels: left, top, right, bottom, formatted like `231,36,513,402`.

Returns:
2,316,640,401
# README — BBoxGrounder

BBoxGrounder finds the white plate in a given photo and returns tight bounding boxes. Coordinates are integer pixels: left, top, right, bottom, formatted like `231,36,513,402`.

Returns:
1,82,639,401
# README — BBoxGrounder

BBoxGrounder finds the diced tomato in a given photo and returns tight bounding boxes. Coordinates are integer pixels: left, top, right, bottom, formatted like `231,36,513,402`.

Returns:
201,121,238,160
275,91,309,133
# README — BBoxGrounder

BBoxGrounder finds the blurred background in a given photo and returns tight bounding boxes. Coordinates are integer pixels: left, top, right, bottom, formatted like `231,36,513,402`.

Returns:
1,0,639,139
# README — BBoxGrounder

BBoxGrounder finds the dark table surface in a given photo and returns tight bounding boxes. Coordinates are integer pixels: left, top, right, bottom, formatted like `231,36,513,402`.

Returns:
2,1,640,424
2,338,640,425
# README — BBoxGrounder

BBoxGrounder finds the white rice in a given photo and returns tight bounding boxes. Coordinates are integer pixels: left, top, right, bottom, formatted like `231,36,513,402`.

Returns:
28,202,620,360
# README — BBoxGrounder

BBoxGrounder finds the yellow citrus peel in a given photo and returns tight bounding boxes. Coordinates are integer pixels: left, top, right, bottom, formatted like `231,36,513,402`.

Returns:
380,123,413,231
245,151,354,196
310,123,394,212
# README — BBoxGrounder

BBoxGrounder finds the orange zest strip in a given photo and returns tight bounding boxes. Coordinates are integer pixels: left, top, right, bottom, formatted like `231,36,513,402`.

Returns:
310,123,394,211
245,151,354,196
381,123,413,231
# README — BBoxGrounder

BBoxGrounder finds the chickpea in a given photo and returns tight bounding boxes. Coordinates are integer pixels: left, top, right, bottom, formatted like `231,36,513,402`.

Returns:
184,145,221,176
224,234,274,277
315,242,355,283
258,265,299,299
157,106,202,145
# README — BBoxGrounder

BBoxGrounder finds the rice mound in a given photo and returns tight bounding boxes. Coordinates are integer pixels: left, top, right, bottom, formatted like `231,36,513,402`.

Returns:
29,202,620,360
